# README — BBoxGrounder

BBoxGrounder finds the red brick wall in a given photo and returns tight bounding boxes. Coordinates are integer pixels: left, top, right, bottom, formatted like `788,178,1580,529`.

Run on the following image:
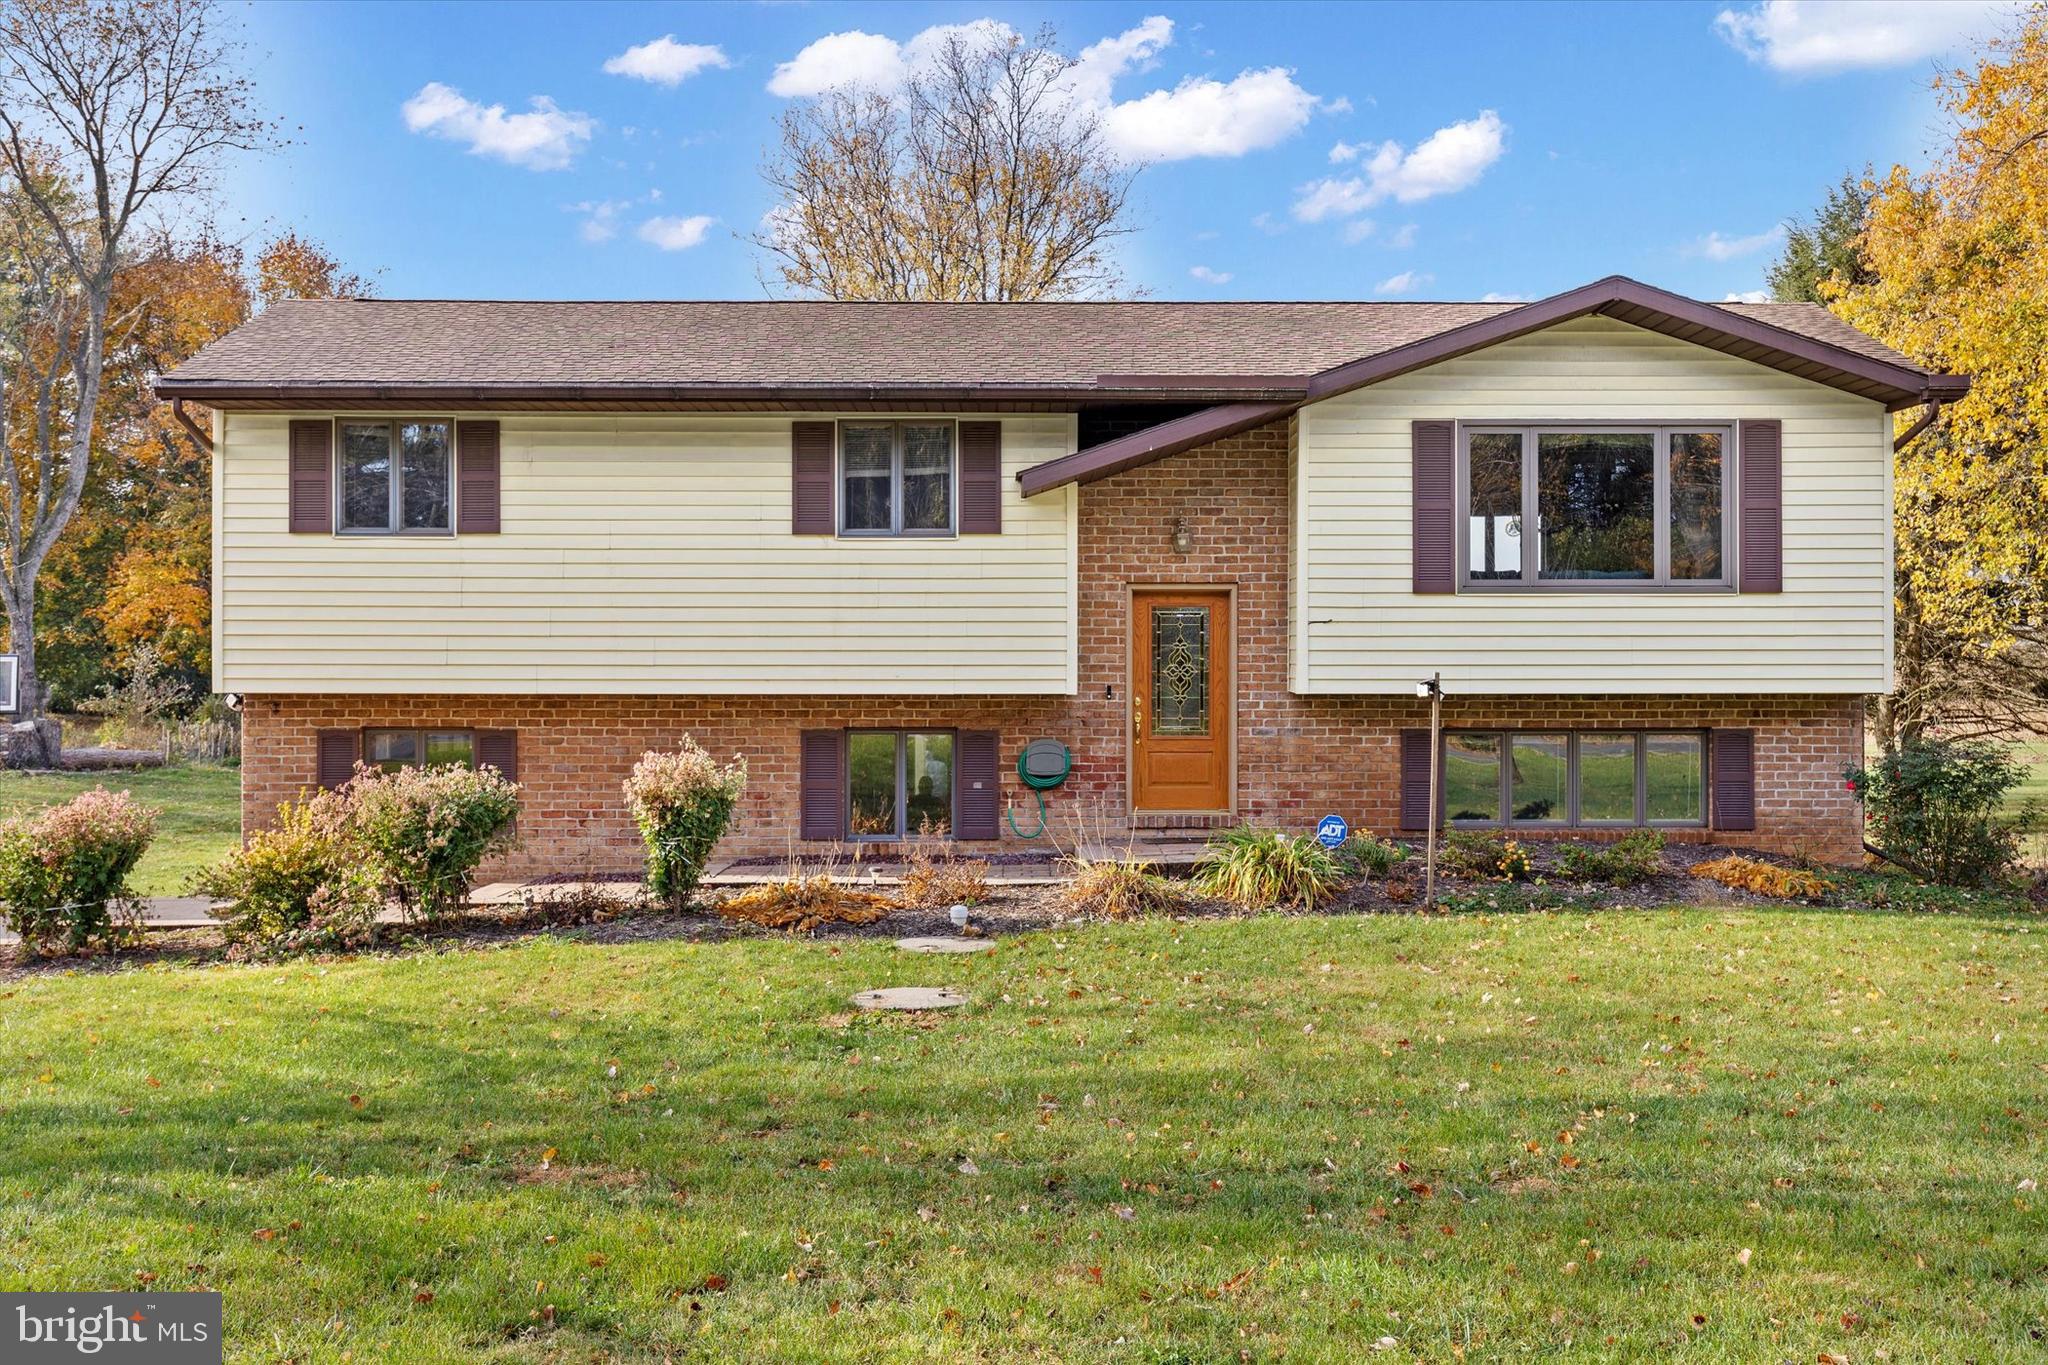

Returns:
239,418,1869,871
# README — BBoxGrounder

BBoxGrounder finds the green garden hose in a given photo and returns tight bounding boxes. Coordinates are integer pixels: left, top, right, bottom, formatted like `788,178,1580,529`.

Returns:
1007,741,1072,838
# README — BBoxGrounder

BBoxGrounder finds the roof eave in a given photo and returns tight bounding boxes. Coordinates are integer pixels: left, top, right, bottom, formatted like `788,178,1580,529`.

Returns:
150,379,1312,408
1017,401,1296,497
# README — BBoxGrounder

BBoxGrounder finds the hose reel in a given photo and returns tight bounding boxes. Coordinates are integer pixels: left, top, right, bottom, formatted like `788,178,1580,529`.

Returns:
1007,738,1071,838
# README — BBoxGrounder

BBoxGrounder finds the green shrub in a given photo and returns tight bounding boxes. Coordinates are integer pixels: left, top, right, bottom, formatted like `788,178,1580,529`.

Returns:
1495,838,1535,882
342,763,520,919
1438,830,1502,877
1847,739,2029,886
192,796,380,953
1192,826,1343,910
0,788,156,954
1338,833,1407,880
1556,829,1666,885
622,738,748,903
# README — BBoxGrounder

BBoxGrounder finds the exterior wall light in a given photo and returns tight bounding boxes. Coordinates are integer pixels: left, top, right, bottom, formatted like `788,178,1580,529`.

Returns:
1171,516,1192,555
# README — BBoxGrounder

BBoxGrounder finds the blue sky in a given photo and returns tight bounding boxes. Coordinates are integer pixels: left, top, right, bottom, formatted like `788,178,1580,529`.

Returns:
224,0,2011,303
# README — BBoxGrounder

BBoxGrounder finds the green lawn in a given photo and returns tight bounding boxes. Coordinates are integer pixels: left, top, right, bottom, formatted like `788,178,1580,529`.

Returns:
0,763,240,896
2,909,2043,1360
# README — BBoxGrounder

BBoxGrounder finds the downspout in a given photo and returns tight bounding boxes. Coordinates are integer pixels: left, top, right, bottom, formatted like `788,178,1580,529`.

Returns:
171,397,213,455
1892,398,1942,453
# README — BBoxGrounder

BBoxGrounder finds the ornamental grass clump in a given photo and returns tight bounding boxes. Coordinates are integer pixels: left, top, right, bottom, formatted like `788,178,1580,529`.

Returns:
718,874,890,933
1693,854,1832,901
622,739,748,904
0,788,156,954
1060,855,1186,919
193,795,380,954
342,763,520,920
1192,826,1343,910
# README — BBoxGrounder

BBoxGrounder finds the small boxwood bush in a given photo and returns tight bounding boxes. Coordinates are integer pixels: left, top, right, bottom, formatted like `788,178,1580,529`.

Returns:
622,738,748,904
1193,826,1343,910
1337,832,1407,880
343,763,520,920
193,796,380,954
1846,738,2029,886
1438,829,1503,878
0,788,156,954
1556,829,1666,885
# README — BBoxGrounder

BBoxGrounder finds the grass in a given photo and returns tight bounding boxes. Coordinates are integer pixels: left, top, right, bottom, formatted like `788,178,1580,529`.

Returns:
1,908,2044,1360
0,763,240,896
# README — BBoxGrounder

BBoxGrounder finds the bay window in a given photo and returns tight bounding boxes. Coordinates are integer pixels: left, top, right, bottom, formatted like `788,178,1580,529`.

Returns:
1461,425,1731,587
1443,730,1707,827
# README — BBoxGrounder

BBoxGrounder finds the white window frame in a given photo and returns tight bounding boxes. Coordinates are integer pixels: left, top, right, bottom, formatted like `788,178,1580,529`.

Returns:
1456,422,1735,590
836,420,958,538
335,417,456,537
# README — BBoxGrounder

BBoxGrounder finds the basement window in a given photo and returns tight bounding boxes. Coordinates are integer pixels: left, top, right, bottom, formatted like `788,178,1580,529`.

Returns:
365,729,474,772
1444,730,1706,827
847,730,955,838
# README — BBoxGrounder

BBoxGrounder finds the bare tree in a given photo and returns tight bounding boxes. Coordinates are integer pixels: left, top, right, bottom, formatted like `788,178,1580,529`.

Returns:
0,0,270,763
757,24,1138,301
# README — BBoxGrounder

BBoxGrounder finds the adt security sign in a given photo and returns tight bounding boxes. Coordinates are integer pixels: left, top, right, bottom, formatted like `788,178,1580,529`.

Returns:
1315,814,1349,848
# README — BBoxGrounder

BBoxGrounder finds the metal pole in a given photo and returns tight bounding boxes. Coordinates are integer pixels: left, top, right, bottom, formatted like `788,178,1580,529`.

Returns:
1424,671,1441,907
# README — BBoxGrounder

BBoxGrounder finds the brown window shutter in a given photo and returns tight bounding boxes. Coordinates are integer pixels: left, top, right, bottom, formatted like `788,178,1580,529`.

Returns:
956,730,1000,839
798,729,846,839
288,420,333,533
792,421,836,535
958,421,1002,534
457,420,501,533
1711,728,1757,831
1398,728,1433,831
1738,419,1782,592
315,729,359,790
1411,420,1455,593
474,729,518,782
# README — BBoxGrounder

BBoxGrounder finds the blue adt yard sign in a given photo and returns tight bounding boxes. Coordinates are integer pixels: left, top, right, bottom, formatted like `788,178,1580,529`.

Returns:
1315,814,1349,849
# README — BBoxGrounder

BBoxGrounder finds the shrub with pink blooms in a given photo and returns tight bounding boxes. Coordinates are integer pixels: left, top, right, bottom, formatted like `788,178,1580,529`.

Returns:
340,763,520,920
622,739,748,903
0,788,157,954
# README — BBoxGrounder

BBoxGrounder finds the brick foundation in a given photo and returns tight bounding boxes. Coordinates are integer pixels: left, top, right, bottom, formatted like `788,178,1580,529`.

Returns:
238,419,1869,871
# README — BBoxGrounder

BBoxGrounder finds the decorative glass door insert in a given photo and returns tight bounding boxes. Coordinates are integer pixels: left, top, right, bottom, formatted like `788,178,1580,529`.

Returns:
1150,606,1211,736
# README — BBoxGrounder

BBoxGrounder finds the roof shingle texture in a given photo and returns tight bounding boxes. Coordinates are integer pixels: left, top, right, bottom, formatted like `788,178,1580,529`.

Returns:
160,297,1921,389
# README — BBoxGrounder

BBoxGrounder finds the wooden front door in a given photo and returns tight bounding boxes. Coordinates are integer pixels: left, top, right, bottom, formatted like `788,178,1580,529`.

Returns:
1131,589,1232,812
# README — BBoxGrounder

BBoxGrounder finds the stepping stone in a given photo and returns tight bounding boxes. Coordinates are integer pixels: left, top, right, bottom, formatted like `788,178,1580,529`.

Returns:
895,937,996,954
852,987,968,1011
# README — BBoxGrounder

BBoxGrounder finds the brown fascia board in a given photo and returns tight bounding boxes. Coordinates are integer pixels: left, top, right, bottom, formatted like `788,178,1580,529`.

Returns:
1301,275,1963,410
150,379,1309,407
1016,402,1294,497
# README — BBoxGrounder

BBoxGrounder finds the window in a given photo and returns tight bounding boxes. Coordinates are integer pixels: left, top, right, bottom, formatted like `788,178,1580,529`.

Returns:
847,730,955,838
338,420,453,534
1460,425,1731,587
839,422,955,535
1443,730,1706,827
364,728,474,772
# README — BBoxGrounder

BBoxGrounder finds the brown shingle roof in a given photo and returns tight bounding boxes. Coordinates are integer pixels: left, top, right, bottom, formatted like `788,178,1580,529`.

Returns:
156,293,1926,395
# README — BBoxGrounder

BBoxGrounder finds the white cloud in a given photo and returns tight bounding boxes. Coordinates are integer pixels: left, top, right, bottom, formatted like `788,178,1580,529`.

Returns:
1480,291,1533,303
1292,110,1506,221
1375,270,1432,295
402,82,594,170
568,198,628,243
1101,67,1320,161
1713,1,2008,74
768,15,1322,161
1251,211,1286,236
1189,264,1234,285
1328,140,1364,164
1721,289,1773,303
638,214,717,250
1688,224,1787,260
1341,219,1376,245
604,36,731,86
1386,223,1419,249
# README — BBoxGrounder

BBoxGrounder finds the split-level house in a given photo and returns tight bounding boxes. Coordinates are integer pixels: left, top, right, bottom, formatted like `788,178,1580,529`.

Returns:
156,276,1967,872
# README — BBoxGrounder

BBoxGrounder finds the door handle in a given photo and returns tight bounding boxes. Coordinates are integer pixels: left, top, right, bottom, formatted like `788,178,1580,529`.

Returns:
1133,695,1143,742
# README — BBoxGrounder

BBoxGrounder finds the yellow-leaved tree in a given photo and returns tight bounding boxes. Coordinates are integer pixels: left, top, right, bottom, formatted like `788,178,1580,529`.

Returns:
1831,8,2048,740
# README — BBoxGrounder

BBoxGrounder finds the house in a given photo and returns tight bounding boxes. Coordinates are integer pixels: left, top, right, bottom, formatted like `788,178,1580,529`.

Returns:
156,276,1966,871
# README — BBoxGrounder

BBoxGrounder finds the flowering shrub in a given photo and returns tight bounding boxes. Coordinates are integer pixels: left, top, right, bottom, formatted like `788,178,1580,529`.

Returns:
623,739,748,903
0,788,157,954
341,763,520,919
1494,839,1535,882
1846,739,2028,886
192,795,380,953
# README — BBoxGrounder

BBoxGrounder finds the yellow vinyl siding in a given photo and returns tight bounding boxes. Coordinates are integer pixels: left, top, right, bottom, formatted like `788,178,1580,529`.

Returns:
1296,316,1892,695
214,413,1077,695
